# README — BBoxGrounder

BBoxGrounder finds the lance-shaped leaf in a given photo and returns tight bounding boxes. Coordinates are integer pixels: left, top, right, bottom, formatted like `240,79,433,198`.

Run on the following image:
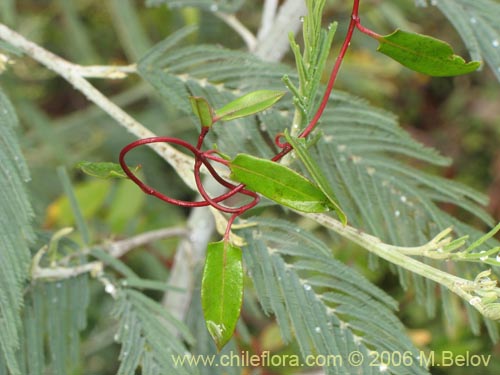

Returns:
284,131,347,225
76,161,140,179
201,241,243,351
229,154,331,213
215,90,285,121
189,96,214,127
376,29,481,76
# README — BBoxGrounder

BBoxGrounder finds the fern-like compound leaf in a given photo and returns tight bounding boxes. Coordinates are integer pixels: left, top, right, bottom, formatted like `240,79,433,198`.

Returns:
432,0,500,81
242,218,429,375
113,289,196,375
0,88,35,375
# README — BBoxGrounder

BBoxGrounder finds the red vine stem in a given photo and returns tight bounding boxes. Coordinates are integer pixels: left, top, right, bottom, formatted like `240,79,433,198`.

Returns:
299,1,360,139
120,0,370,241
119,136,258,212
271,0,362,161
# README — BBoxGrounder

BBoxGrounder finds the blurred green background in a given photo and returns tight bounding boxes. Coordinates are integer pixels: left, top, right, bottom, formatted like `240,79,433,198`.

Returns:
1,0,499,373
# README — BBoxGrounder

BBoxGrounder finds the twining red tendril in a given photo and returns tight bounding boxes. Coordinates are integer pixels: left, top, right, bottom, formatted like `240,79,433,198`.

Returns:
119,135,261,239
119,2,368,240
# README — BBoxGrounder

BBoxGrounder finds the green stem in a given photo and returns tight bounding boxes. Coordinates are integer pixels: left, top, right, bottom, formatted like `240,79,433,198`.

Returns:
307,212,500,320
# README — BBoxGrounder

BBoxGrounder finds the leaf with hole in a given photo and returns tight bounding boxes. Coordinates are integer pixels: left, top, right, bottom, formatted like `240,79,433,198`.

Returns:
76,161,140,179
215,90,285,121
229,154,331,213
377,29,481,76
189,96,214,127
201,241,243,351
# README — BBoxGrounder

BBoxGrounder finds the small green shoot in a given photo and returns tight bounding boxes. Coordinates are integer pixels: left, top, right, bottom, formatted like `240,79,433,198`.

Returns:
215,90,285,121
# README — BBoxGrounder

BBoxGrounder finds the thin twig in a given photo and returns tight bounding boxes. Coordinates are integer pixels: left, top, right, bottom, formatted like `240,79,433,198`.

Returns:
58,226,188,265
107,226,188,258
71,63,137,79
32,261,103,280
307,212,500,320
31,227,186,280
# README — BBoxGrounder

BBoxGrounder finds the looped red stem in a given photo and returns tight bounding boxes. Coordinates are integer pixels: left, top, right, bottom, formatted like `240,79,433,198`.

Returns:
274,132,288,149
119,137,259,214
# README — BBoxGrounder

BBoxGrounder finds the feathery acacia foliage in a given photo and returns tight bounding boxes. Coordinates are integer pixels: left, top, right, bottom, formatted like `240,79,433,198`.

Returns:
431,0,500,80
0,89,34,375
112,288,195,375
19,275,90,375
242,218,427,375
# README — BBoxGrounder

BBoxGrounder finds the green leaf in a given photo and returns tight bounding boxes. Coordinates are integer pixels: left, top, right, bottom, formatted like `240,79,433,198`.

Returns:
284,131,347,225
201,241,243,350
229,154,331,213
215,90,285,121
377,29,481,76
189,96,214,127
76,161,140,179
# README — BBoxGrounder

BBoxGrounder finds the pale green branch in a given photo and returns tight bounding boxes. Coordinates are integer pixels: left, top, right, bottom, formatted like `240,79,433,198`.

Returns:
307,212,500,320
0,22,197,190
387,223,500,266
31,226,187,281
32,261,103,280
